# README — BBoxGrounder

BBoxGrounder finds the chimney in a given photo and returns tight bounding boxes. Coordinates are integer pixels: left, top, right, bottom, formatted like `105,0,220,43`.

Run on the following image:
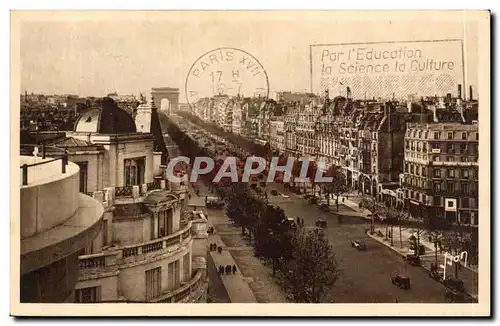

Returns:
458,84,462,99
469,86,473,101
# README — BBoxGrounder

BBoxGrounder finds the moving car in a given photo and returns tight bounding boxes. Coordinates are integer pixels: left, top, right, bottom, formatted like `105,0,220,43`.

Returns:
351,240,367,251
391,275,411,290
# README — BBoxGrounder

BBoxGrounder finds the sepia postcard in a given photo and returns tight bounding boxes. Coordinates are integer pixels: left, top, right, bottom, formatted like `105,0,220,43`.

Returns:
10,10,490,317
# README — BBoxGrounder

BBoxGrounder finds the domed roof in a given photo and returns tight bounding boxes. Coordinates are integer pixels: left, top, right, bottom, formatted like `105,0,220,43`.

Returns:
74,97,137,134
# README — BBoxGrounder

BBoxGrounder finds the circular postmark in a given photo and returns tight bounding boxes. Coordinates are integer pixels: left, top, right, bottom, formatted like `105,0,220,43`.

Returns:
185,47,269,108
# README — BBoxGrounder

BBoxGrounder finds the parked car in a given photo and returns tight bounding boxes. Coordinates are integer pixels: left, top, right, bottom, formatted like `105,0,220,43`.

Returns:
403,254,421,266
205,197,224,209
315,219,327,229
309,197,319,204
271,190,279,196
429,269,443,281
319,203,330,212
391,275,411,290
351,240,367,251
443,277,465,293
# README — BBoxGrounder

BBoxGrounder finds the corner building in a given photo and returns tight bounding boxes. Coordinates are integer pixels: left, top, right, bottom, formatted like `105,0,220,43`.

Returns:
402,122,479,225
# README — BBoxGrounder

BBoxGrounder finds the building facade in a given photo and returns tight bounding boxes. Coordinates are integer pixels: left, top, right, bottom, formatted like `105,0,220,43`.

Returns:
30,97,208,303
402,122,479,225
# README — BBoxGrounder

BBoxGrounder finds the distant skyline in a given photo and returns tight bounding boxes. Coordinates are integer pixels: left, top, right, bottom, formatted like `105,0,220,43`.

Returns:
20,11,480,101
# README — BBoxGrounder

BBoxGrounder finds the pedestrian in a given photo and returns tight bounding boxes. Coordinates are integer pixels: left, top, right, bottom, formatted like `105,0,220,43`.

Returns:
342,197,345,203
225,265,231,274
346,195,349,200
217,246,222,254
218,265,224,275
232,265,237,274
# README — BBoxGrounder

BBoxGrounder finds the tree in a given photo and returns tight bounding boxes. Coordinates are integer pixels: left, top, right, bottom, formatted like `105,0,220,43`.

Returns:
254,205,293,276
360,195,384,234
321,165,349,211
282,228,340,303
423,217,451,269
381,203,408,247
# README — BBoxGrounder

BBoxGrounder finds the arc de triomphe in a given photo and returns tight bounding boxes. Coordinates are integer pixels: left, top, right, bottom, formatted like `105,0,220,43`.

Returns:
151,87,179,113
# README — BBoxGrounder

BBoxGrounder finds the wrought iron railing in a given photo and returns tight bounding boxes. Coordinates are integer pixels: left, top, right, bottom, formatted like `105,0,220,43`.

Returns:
146,180,162,191
115,185,133,197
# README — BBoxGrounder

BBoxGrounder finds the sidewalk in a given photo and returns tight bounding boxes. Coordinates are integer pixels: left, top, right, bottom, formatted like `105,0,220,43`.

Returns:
194,181,258,303
208,235,257,303
368,226,478,298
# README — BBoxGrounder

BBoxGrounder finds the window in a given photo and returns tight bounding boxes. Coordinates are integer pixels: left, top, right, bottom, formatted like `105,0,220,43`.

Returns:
433,182,441,192
460,143,467,153
145,267,162,301
410,165,414,174
168,260,180,290
462,132,467,140
434,132,440,140
462,169,469,178
75,286,101,303
124,157,146,186
447,169,455,178
423,143,427,152
434,169,441,177
447,156,454,162
460,156,468,162
432,142,440,149
422,194,426,203
447,143,454,153
447,200,454,208
462,198,470,208
446,182,455,192
434,196,441,206
461,183,469,194
418,130,422,138
476,133,479,141
447,132,454,140
422,167,427,177
76,162,88,193
183,253,190,282
157,209,174,238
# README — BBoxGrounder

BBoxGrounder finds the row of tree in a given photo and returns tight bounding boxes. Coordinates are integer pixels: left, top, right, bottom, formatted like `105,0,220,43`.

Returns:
225,182,339,303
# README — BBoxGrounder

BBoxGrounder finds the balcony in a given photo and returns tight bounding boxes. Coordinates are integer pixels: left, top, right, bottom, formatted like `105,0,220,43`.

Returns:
78,221,192,281
150,269,204,303
83,179,188,206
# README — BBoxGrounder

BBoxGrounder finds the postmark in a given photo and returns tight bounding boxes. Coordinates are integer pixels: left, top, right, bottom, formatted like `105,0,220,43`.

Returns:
185,47,269,108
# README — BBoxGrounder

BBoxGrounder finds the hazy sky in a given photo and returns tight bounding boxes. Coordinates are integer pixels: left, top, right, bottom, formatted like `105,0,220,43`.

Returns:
20,11,481,101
